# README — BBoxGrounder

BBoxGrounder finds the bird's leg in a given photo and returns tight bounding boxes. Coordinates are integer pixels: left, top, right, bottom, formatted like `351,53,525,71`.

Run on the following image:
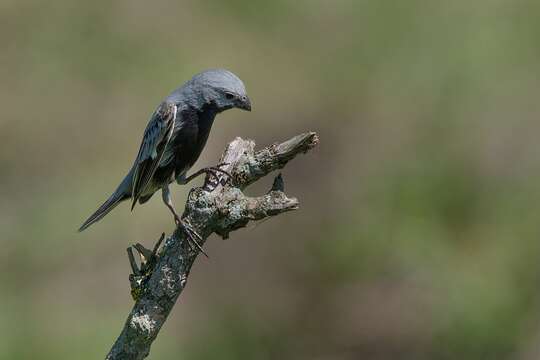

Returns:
183,163,233,186
162,185,208,257
161,186,181,225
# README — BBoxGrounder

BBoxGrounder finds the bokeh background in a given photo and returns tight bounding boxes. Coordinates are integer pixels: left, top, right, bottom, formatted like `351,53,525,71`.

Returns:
2,0,540,359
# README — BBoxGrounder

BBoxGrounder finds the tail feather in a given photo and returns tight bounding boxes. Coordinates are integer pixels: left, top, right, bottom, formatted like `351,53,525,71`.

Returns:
78,191,127,232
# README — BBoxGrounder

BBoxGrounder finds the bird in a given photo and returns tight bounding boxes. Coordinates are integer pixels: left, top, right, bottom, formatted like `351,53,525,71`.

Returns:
79,69,251,240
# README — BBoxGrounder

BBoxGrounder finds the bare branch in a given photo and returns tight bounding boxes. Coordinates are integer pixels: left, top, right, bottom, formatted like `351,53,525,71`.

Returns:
106,132,318,360
221,132,319,189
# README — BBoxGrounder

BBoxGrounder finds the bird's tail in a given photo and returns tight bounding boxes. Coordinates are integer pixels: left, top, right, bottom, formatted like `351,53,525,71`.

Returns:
78,189,128,232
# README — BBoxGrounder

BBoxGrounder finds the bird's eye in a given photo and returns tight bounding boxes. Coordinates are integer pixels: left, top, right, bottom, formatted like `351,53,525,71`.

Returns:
225,92,235,100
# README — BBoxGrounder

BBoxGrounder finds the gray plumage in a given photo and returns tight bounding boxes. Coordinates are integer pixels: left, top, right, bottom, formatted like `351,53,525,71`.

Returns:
79,69,251,232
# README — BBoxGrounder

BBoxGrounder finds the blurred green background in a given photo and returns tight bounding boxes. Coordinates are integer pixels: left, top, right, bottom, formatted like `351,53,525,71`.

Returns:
2,0,540,359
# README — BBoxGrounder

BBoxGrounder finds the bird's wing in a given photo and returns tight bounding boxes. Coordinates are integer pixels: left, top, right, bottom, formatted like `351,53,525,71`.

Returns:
131,101,177,209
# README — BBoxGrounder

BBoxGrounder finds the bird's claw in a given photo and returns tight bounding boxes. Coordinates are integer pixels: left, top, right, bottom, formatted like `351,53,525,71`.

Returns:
178,218,208,258
206,166,234,184
184,164,234,187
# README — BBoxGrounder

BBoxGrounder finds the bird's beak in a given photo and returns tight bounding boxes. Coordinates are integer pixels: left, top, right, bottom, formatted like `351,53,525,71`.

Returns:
238,96,251,111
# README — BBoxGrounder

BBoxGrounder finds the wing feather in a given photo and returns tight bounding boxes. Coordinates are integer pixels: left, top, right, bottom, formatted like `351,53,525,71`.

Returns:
131,101,177,209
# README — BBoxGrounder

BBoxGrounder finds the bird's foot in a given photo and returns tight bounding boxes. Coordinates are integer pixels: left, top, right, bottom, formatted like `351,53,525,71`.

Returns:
178,218,208,258
184,163,234,186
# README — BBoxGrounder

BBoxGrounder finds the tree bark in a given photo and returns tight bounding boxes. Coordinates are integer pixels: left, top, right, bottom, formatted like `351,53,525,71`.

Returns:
106,132,319,360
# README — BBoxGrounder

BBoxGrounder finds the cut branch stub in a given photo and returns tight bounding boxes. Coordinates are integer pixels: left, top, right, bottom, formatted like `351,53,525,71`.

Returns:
127,233,165,301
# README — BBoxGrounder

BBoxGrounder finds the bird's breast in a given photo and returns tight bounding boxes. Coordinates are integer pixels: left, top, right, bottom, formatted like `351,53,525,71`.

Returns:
153,106,217,186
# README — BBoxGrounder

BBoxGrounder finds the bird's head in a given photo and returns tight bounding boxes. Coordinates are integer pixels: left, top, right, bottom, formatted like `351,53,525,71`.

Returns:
187,69,251,112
